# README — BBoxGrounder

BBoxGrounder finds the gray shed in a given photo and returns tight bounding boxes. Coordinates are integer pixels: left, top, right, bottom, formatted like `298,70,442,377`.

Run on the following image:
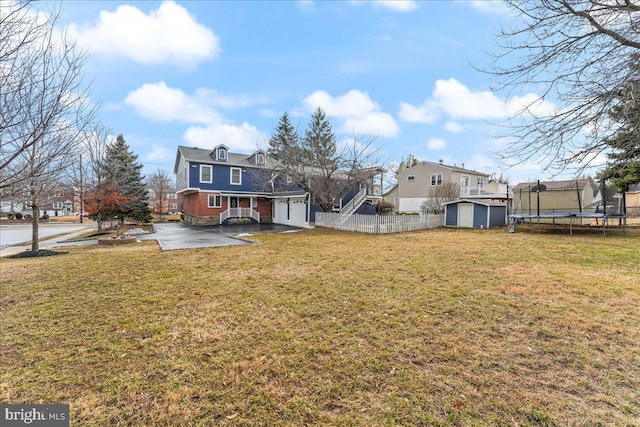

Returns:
443,199,507,228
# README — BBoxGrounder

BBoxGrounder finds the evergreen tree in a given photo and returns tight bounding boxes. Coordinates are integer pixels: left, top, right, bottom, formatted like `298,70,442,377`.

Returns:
598,76,640,192
302,107,337,170
268,112,298,160
100,134,151,223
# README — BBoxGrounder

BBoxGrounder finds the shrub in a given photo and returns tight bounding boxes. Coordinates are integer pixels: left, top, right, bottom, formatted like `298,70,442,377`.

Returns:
15,213,23,220
7,213,14,220
42,214,50,220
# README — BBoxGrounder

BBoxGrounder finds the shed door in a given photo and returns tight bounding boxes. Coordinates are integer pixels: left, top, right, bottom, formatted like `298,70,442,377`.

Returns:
458,203,474,228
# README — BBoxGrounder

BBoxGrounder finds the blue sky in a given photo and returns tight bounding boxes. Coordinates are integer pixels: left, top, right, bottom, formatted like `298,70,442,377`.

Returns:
47,0,566,185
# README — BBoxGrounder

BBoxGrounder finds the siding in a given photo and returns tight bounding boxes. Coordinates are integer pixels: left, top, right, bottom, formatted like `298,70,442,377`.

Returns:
473,204,488,228
446,204,458,226
489,206,506,227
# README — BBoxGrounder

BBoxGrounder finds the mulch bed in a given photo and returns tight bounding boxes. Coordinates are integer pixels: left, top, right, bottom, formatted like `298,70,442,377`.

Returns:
7,250,68,259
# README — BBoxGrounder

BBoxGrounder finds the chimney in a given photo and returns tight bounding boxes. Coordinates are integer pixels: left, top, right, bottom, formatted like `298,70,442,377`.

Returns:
461,163,465,169
439,159,443,165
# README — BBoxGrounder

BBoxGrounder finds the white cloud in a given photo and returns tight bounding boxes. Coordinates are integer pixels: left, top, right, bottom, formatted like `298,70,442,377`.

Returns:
466,0,510,15
398,101,438,124
373,1,419,12
124,81,265,126
427,137,447,151
183,123,261,153
68,1,220,67
303,90,399,138
399,78,556,123
444,121,464,133
145,144,173,162
125,81,223,125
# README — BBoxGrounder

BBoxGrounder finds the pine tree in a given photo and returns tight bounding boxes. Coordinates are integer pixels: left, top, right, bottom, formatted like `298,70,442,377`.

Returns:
100,134,151,223
302,107,337,170
598,76,640,192
268,112,298,160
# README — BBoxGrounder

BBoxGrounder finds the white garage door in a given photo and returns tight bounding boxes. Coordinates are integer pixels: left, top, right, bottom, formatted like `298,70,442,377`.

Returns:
273,199,289,225
288,198,308,228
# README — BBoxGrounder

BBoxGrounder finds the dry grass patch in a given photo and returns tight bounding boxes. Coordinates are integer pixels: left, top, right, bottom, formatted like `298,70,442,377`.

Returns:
1,229,639,426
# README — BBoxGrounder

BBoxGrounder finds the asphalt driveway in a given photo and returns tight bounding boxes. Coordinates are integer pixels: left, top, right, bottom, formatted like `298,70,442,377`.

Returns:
138,222,302,251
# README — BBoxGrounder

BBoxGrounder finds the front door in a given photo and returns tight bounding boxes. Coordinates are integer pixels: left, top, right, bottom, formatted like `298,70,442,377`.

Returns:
230,197,239,209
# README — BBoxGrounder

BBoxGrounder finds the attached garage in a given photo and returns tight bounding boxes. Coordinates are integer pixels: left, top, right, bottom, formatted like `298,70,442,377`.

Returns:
272,195,309,228
444,199,507,228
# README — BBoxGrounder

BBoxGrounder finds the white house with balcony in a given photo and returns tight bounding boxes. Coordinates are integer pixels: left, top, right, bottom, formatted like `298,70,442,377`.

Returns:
384,160,511,213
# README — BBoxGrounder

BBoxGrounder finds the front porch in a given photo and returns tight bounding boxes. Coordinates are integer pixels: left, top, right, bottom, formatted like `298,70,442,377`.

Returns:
218,194,271,225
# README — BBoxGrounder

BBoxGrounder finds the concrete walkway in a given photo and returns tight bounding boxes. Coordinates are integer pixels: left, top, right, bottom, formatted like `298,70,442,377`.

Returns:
0,226,96,257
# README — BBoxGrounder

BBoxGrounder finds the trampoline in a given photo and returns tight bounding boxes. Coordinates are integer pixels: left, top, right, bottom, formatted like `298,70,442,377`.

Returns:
508,212,628,235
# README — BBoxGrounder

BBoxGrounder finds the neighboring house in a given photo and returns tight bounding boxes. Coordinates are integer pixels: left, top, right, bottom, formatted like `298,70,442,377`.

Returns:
44,185,75,217
148,188,182,215
512,178,600,224
384,160,502,213
174,144,383,227
1,185,76,217
625,184,640,217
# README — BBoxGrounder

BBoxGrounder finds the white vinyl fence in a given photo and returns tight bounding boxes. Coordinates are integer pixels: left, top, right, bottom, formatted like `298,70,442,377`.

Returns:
315,212,445,234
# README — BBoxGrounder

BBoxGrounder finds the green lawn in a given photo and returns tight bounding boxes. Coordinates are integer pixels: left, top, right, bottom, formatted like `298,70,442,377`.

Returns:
1,227,639,426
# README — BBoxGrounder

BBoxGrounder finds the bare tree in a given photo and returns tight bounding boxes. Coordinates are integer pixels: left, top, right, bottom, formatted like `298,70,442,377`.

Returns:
490,1,640,174
1,2,96,250
147,169,173,221
264,108,384,212
421,182,460,214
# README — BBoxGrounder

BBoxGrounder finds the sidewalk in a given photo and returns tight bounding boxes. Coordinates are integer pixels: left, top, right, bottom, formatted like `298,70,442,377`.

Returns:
0,226,96,257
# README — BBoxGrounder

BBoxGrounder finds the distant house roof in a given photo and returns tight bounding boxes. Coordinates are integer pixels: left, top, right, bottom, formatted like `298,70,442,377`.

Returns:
404,160,490,177
628,183,640,193
512,178,597,192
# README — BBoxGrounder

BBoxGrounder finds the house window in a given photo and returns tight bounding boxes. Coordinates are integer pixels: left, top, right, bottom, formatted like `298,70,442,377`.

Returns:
257,153,265,165
407,175,415,181
200,165,212,183
286,174,292,184
208,194,222,208
53,190,63,197
218,148,227,160
251,197,258,208
477,177,485,188
53,202,63,209
167,193,177,199
430,174,443,186
230,167,242,185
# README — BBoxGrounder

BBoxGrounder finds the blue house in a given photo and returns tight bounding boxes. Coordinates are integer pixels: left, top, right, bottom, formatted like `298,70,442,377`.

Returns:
174,144,384,227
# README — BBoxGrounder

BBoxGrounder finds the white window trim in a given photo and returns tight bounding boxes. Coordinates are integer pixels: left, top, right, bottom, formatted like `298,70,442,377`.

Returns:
230,167,242,185
208,194,222,208
218,148,227,160
430,174,443,186
251,197,258,208
200,165,212,183
256,153,265,165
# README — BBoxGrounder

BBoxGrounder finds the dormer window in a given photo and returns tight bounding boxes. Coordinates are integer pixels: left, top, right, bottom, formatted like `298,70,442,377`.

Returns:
211,144,229,161
256,153,265,165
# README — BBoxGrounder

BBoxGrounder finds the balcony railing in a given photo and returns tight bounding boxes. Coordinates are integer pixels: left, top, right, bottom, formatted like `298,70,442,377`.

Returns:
220,208,260,223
